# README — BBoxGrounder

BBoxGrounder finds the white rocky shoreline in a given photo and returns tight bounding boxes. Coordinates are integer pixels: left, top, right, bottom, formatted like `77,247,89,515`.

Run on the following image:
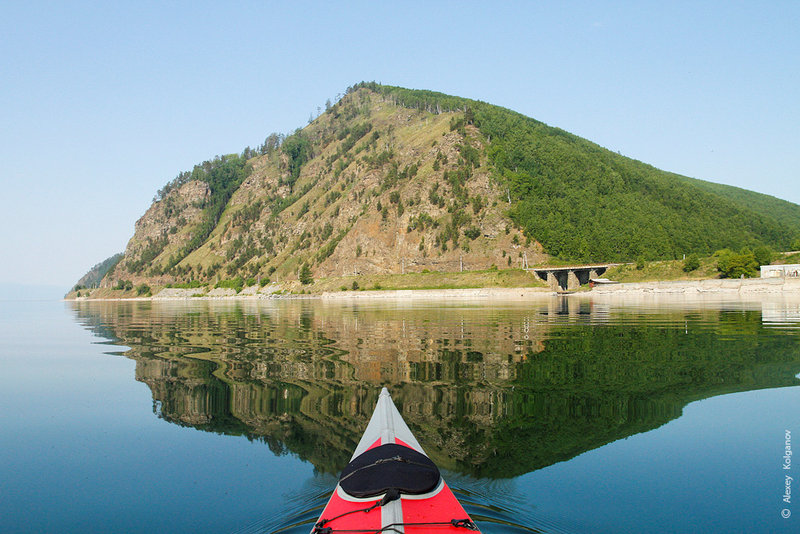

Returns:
148,286,556,300
591,277,800,295
69,277,800,302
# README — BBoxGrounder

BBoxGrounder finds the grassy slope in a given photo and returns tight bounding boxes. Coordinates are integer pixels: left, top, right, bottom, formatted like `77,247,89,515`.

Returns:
605,257,720,283
368,83,800,261
173,90,535,284
298,268,547,293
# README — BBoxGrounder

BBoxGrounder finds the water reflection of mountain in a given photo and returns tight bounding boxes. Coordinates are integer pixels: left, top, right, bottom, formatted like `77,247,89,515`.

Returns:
69,299,800,478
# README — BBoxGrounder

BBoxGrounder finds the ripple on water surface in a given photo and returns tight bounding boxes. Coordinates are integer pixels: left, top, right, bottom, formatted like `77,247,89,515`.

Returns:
54,298,800,533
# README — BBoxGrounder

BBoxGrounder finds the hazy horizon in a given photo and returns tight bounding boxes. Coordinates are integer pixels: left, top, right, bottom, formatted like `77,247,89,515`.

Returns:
0,283,69,301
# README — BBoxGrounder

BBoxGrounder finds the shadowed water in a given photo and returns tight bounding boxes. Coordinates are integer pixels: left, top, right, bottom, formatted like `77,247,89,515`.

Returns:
1,296,799,532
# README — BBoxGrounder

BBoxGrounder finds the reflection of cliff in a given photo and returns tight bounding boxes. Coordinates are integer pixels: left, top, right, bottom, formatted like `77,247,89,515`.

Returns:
70,299,800,478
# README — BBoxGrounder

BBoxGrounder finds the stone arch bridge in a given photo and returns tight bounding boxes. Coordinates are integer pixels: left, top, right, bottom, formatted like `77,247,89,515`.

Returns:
529,264,618,291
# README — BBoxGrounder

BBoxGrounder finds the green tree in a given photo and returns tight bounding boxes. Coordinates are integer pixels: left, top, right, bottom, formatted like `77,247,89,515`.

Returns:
136,284,151,296
682,254,700,272
299,264,313,285
281,131,312,188
114,280,133,291
715,249,758,278
464,227,481,240
216,276,244,293
753,245,774,266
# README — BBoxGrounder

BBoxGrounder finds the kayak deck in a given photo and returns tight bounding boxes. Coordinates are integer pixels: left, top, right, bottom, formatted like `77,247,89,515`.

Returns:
312,388,479,533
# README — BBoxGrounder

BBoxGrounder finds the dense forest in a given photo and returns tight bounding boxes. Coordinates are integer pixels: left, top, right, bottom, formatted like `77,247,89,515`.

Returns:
363,82,800,262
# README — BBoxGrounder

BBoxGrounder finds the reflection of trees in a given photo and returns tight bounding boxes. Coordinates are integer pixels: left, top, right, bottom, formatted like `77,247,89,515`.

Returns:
69,300,800,478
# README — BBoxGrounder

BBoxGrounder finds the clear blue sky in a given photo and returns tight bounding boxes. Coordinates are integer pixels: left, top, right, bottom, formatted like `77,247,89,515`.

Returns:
1,1,797,288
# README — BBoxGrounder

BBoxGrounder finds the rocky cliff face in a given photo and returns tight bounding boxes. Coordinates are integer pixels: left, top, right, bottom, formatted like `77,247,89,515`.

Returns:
105,87,543,286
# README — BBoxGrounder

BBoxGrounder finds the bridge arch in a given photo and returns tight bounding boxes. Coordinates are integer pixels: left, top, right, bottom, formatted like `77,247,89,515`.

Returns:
531,264,612,291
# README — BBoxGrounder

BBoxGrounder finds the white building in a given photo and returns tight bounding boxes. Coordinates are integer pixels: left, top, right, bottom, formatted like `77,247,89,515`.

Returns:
760,264,800,278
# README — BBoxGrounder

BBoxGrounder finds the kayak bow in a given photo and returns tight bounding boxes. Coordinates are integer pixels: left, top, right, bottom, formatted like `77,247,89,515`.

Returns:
312,387,480,533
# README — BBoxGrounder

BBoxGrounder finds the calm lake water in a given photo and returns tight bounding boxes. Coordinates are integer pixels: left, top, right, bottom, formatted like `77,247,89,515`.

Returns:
1,296,799,533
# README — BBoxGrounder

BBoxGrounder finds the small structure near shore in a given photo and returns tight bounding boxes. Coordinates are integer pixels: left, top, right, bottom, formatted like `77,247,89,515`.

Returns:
531,264,619,291
589,278,619,288
761,264,800,278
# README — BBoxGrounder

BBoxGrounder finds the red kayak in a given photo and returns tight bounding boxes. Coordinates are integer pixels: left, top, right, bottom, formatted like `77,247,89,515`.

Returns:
312,387,480,533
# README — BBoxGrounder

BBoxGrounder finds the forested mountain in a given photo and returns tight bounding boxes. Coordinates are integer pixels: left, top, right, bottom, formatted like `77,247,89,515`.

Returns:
94,83,799,288
677,176,800,231
72,253,123,290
